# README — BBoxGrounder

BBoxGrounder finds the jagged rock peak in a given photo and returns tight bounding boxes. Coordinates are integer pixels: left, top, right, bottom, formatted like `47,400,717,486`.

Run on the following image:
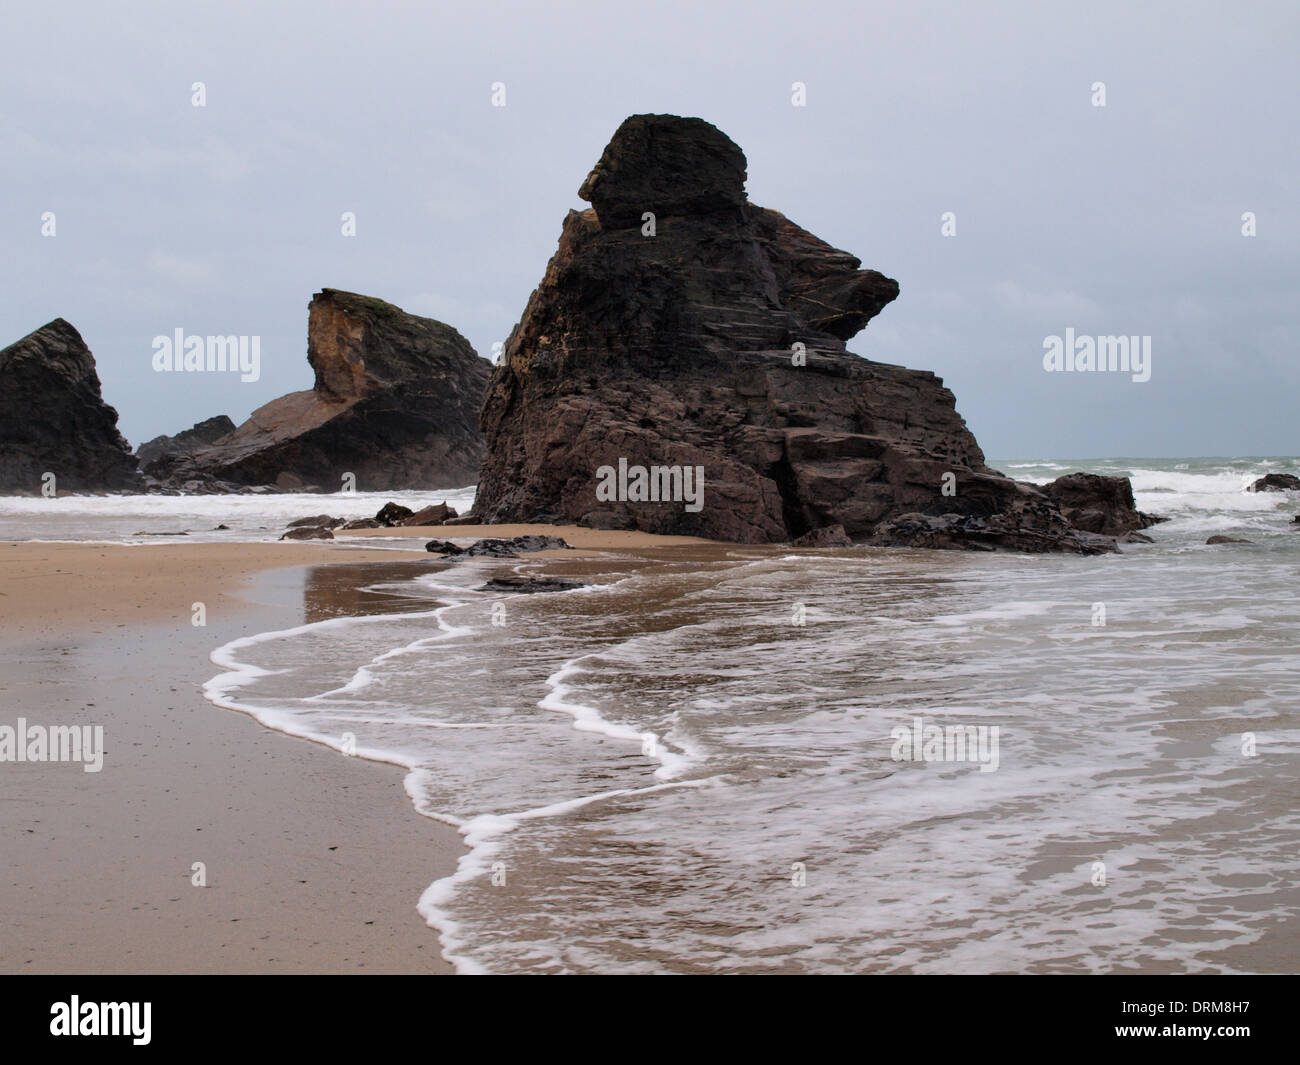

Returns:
0,319,140,492
577,114,750,229
473,114,1118,552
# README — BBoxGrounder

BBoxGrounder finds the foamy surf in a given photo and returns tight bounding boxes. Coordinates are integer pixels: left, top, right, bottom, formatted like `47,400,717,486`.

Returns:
194,457,1300,973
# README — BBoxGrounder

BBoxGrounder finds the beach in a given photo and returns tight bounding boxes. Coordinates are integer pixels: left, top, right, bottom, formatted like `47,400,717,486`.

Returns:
0,530,714,974
0,540,465,973
2,461,1298,974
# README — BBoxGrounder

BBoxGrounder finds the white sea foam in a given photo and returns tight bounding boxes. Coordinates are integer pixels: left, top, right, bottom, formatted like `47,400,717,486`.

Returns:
0,487,479,543
190,458,1300,972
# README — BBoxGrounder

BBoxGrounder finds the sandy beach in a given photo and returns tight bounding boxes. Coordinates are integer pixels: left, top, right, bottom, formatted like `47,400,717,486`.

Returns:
0,540,464,973
0,528,716,974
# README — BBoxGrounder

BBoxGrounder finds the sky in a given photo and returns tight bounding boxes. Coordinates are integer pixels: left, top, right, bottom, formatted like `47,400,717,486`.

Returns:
3,0,1296,458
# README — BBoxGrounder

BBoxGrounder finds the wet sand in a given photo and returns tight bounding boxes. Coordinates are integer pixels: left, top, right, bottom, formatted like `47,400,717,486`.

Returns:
0,529,726,973
0,542,461,973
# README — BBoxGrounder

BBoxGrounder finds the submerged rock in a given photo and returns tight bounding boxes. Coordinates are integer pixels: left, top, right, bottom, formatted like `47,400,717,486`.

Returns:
472,114,1110,553
869,511,1119,554
790,524,853,548
1206,535,1253,544
477,576,586,593
0,319,141,492
425,535,573,558
1249,473,1300,492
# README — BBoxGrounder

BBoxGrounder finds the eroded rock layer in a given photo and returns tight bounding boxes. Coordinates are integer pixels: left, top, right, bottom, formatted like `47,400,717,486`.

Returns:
473,114,1105,551
161,289,492,492
0,319,141,492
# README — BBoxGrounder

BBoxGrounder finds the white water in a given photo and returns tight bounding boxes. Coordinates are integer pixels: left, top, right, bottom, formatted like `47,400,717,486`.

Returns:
189,457,1300,973
0,487,478,544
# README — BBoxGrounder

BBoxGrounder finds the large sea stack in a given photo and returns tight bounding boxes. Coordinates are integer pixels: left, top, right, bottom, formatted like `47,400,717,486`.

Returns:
155,289,492,492
473,114,1111,552
0,319,141,492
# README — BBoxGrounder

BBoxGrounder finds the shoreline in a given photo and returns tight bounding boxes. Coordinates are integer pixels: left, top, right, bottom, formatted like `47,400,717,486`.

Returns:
0,528,725,974
0,541,466,973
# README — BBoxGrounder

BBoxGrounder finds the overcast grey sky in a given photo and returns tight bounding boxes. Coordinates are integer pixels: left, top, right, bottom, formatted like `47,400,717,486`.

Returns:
4,0,1296,458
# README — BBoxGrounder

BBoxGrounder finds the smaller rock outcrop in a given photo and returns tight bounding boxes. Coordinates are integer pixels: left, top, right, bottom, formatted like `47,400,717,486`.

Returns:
1206,535,1253,544
425,535,573,558
280,525,334,540
478,576,586,593
0,320,141,492
1043,473,1163,535
136,416,235,476
375,502,415,526
869,511,1119,554
286,514,343,529
400,503,458,526
1248,474,1300,492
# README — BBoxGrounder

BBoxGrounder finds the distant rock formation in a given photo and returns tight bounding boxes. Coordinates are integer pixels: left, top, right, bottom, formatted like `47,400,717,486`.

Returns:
1043,473,1164,535
472,114,1116,552
1249,473,1300,492
136,415,235,476
0,319,141,492
150,289,492,492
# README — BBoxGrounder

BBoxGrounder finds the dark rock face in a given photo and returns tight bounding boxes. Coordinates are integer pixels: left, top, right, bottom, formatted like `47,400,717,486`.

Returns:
286,514,342,529
0,319,141,492
1043,473,1163,535
279,525,333,540
156,290,492,491
375,502,415,526
868,510,1119,554
136,415,235,476
472,114,1106,552
401,502,457,526
425,535,572,558
478,576,585,593
1249,473,1300,492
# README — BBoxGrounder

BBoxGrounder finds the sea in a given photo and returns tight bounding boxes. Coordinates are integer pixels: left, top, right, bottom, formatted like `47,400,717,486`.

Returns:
4,458,1297,973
